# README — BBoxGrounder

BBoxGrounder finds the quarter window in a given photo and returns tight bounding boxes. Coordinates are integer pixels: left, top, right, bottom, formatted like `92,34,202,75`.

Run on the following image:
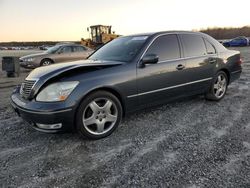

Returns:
181,34,207,57
145,34,180,61
204,39,216,54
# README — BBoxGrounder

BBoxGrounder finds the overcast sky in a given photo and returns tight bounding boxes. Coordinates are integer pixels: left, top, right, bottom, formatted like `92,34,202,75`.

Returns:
0,0,249,42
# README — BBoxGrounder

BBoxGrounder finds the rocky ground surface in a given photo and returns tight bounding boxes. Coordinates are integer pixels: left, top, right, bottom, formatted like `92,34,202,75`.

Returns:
0,47,250,187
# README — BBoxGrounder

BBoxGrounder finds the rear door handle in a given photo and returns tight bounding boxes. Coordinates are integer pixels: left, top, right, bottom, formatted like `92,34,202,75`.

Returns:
209,59,216,64
176,64,185,70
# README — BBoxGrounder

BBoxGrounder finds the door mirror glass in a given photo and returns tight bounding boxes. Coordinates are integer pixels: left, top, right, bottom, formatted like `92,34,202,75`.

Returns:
142,54,159,65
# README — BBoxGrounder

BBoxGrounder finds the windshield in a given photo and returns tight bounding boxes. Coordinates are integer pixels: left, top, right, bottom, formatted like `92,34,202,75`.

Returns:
46,45,62,54
89,36,149,62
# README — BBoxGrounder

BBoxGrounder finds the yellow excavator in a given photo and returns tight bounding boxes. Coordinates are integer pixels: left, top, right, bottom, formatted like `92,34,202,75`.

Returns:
81,25,120,49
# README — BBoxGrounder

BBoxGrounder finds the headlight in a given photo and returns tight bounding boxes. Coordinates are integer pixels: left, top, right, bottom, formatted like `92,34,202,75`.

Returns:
36,81,79,102
24,58,34,62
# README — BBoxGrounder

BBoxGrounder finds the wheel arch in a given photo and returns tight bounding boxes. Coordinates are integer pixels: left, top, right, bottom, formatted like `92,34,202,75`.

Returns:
73,87,126,130
91,87,126,116
218,68,230,84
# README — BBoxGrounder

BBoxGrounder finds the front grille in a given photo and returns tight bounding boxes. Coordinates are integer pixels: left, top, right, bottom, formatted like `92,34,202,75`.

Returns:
20,79,36,99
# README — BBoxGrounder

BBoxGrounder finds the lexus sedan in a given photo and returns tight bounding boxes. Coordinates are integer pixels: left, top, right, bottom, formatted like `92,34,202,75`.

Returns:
11,31,242,139
19,44,93,69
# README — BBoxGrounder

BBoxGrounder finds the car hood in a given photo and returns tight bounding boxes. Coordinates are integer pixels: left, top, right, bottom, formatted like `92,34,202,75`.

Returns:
26,59,124,80
20,52,48,60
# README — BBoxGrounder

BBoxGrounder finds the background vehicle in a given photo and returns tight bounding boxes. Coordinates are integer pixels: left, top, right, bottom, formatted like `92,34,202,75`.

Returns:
223,36,249,47
19,44,93,68
39,45,53,50
81,25,120,49
11,31,242,139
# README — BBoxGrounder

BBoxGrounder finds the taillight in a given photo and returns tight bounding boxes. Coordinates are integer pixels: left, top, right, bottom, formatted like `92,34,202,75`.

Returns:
237,58,243,65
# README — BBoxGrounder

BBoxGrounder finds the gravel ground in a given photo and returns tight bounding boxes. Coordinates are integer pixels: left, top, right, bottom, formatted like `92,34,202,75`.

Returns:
0,47,250,187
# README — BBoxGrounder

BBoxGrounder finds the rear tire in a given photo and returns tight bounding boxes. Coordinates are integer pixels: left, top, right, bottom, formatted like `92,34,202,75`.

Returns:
205,71,228,101
76,91,122,139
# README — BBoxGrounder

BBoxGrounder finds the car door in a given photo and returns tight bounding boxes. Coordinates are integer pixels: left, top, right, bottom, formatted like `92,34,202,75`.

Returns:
53,46,73,63
136,34,190,106
179,34,217,93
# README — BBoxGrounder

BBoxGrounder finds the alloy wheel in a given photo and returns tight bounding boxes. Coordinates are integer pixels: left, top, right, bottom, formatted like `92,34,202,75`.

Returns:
42,60,51,66
213,74,227,99
82,98,118,135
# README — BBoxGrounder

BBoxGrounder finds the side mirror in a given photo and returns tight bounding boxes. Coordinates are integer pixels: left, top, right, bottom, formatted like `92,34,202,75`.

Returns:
140,54,159,68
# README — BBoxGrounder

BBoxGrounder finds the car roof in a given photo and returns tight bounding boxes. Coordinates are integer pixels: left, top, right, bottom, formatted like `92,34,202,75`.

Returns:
124,30,226,52
56,44,85,47
126,31,204,37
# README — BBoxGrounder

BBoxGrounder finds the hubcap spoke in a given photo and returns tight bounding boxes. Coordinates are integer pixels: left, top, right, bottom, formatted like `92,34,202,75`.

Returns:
215,89,221,97
97,121,105,133
214,83,219,89
89,101,100,112
218,75,222,82
103,100,112,112
83,115,96,126
221,79,226,86
106,113,117,123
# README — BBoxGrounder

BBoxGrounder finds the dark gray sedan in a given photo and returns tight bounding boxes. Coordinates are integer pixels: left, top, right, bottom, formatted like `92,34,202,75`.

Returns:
11,31,242,139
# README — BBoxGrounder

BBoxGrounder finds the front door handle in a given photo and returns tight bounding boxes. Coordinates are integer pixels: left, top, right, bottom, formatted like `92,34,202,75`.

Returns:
176,64,185,70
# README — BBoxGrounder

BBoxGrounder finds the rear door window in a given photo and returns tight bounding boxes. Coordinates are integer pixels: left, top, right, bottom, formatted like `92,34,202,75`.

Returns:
73,46,86,52
145,34,180,61
61,46,72,53
181,34,207,57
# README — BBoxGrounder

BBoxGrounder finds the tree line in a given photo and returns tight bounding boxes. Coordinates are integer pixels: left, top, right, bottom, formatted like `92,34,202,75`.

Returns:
1,26,250,46
199,26,250,39
0,41,80,47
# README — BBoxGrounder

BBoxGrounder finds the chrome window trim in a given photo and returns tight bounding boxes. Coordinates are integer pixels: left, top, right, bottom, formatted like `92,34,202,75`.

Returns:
155,54,211,64
127,77,213,98
138,33,181,64
138,32,217,65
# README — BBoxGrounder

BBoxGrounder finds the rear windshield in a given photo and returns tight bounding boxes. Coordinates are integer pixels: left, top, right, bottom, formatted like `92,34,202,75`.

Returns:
89,36,148,62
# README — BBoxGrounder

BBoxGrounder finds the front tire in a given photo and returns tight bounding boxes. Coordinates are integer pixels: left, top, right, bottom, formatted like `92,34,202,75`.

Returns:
76,91,122,139
40,59,53,66
205,71,228,101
